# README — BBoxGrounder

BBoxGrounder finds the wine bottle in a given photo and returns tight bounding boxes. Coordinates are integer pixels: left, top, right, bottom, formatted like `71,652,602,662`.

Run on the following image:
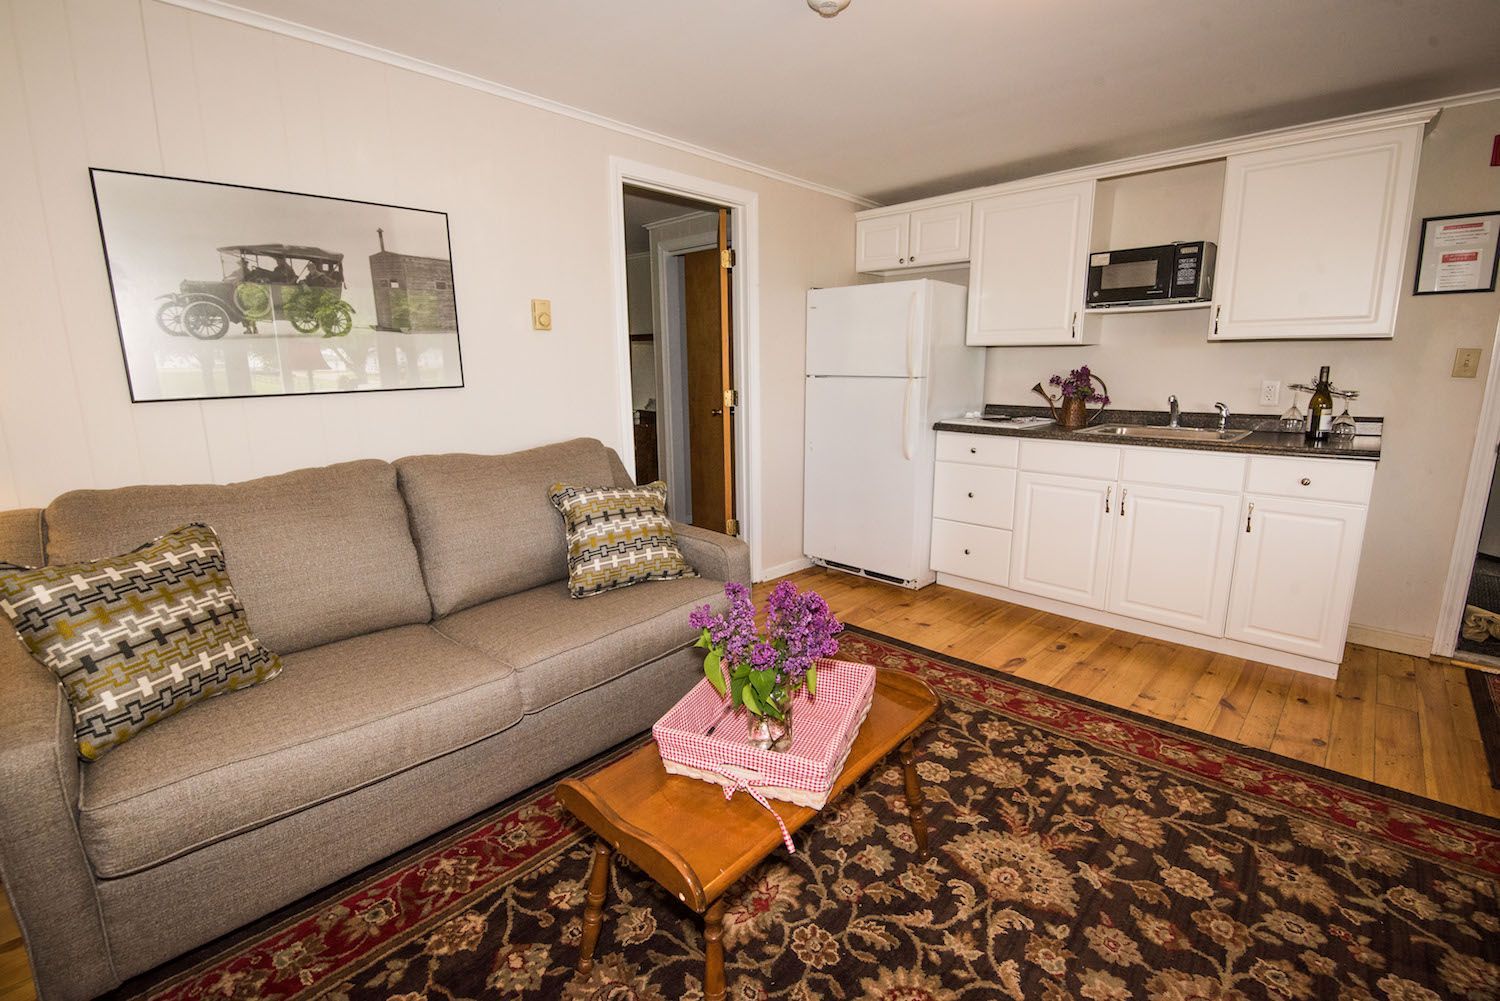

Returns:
1304,365,1333,442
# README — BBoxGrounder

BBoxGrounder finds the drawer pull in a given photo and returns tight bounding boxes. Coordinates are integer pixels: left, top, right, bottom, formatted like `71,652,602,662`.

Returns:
1300,477,1312,486
967,491,974,498
969,446,977,454
963,548,971,556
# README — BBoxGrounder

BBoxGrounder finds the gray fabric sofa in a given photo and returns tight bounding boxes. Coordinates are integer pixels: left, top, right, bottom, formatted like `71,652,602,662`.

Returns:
0,437,748,1001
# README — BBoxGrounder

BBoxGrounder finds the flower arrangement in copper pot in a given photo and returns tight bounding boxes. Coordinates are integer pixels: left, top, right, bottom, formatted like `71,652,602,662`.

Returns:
1033,365,1110,430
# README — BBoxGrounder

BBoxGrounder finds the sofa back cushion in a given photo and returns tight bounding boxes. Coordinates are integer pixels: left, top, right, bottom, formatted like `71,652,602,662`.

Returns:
0,508,44,567
395,438,620,616
43,460,430,654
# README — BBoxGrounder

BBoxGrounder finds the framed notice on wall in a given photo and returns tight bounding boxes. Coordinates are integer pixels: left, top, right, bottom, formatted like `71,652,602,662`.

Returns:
1413,211,1500,295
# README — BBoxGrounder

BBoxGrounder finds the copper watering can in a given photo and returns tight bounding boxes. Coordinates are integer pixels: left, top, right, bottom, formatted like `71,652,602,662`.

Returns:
1032,374,1110,431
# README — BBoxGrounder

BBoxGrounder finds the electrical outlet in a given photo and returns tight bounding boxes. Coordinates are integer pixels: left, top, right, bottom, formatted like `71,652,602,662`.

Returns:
531,299,552,331
1454,347,1482,378
1259,380,1281,406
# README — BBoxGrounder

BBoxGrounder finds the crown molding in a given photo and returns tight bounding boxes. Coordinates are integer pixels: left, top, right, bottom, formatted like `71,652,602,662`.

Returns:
640,210,718,231
156,0,879,209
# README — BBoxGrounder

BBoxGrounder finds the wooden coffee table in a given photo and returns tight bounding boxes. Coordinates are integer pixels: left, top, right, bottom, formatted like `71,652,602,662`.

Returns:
555,669,938,1001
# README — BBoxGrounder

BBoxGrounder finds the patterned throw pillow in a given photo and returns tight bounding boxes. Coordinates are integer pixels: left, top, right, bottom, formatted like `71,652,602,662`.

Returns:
0,523,282,760
549,481,698,598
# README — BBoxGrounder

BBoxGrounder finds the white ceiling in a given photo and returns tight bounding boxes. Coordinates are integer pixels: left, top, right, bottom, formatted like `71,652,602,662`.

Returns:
214,0,1500,204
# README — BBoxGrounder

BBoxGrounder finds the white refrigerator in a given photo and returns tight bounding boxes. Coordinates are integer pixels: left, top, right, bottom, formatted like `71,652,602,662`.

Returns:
804,279,983,588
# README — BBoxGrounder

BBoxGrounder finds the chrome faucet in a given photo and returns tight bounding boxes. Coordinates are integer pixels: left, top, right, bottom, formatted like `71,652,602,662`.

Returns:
1168,395,1180,428
1214,402,1229,431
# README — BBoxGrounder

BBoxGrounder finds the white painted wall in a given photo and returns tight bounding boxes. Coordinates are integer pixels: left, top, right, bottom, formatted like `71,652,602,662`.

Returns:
978,99,1500,648
0,0,857,576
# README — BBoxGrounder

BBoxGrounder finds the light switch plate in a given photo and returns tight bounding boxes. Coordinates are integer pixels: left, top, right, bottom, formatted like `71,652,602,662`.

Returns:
531,299,552,331
1454,347,1482,379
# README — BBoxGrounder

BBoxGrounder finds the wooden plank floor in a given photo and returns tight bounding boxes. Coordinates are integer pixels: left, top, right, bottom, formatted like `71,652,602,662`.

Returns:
3,568,1496,1001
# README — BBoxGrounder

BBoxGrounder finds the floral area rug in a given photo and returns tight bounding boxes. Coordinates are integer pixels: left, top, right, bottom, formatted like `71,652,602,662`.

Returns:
1468,668,1500,788
116,628,1500,1001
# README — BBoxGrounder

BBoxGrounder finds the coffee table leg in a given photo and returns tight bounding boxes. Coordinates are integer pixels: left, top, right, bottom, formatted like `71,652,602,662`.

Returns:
576,839,613,976
899,738,930,857
703,898,727,1001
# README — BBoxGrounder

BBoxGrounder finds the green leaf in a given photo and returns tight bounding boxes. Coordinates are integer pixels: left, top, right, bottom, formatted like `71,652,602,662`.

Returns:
703,648,726,696
694,630,712,649
751,669,774,700
806,664,817,698
742,684,762,716
731,674,748,708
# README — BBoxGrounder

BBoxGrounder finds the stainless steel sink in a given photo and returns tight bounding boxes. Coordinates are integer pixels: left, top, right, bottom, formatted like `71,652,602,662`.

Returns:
1074,424,1253,444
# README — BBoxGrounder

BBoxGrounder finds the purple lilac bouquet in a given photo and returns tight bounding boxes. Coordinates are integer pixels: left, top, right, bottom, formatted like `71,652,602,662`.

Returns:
689,581,843,721
1049,365,1110,405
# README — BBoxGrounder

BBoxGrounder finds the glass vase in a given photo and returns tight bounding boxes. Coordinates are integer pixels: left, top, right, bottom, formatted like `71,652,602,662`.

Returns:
747,693,793,752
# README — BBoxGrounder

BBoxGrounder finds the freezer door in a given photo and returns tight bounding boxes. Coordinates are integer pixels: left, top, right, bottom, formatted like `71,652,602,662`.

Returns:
804,375,932,582
807,282,929,378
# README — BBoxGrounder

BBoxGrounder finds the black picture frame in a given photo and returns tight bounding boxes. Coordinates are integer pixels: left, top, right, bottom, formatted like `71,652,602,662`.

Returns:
89,167,465,403
1412,210,1500,296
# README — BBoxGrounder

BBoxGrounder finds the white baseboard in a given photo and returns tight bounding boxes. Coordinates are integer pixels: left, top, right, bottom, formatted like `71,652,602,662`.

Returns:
1345,623,1434,658
758,557,813,582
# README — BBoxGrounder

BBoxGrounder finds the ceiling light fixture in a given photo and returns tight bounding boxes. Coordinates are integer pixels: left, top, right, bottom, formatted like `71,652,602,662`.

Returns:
807,0,852,17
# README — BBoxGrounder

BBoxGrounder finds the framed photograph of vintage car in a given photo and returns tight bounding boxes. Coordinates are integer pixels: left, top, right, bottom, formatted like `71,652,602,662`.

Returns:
89,168,464,402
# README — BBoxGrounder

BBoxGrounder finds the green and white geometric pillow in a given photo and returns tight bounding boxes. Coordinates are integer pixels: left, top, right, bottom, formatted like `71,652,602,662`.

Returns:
0,523,283,760
549,481,697,598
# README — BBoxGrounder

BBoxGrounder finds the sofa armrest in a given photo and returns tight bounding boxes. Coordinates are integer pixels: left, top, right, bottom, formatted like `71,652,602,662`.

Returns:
0,635,116,1001
672,522,751,586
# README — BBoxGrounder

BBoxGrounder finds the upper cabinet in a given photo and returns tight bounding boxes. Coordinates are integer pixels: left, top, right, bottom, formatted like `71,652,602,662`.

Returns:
855,203,970,273
967,180,1096,346
1210,124,1422,341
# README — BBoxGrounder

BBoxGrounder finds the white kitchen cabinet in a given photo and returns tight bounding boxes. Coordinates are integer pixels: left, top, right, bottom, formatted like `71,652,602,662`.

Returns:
1009,469,1115,609
855,214,908,272
1106,482,1241,636
931,519,1011,587
1224,494,1367,662
1210,124,1422,340
968,180,1096,346
855,203,970,273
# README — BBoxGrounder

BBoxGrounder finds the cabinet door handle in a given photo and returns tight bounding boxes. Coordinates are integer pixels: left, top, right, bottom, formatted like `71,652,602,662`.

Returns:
910,256,917,264
1071,311,1079,339
899,257,906,264
1300,477,1312,486
1212,305,1222,337
1245,501,1254,533
1120,487,1127,517
1104,485,1111,513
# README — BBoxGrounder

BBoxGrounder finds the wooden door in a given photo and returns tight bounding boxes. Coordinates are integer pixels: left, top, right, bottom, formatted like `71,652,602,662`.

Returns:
1009,470,1115,609
1211,124,1421,340
967,180,1095,346
1224,494,1367,662
682,210,735,534
1105,482,1240,637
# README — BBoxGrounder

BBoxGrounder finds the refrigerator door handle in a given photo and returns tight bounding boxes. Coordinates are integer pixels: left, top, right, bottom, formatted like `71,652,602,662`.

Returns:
901,377,916,461
905,290,920,378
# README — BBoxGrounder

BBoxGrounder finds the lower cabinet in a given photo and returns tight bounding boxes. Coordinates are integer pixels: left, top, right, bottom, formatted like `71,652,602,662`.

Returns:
1223,494,1368,663
930,518,1011,587
1105,482,1240,637
1009,470,1114,610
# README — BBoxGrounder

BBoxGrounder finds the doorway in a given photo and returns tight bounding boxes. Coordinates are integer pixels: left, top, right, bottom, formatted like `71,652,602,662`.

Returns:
619,185,738,536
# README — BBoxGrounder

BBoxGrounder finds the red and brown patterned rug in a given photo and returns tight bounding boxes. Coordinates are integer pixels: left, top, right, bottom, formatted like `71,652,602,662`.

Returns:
112,629,1500,1001
1467,667,1500,788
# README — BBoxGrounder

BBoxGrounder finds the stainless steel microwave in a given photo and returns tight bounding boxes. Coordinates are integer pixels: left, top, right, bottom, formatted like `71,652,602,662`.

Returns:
1086,241,1216,308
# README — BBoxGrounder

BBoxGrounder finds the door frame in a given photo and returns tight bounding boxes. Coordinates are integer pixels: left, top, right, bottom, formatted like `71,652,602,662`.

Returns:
608,157,763,578
1433,313,1500,657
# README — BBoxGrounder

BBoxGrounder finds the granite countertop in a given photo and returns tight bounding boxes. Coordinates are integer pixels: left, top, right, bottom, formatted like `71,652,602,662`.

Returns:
933,405,1382,461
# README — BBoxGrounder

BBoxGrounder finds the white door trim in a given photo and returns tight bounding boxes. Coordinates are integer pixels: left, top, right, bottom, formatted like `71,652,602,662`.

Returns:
652,225,718,517
1433,313,1500,657
608,157,764,580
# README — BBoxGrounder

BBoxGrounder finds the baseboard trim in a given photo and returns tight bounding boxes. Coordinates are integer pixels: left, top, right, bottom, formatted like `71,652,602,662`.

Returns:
759,557,813,582
1345,624,1434,657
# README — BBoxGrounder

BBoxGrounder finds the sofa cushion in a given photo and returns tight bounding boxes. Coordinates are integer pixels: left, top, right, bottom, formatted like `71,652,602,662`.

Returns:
0,524,283,760
44,460,430,654
395,439,620,616
0,507,43,566
78,624,522,878
549,480,697,597
434,576,727,713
